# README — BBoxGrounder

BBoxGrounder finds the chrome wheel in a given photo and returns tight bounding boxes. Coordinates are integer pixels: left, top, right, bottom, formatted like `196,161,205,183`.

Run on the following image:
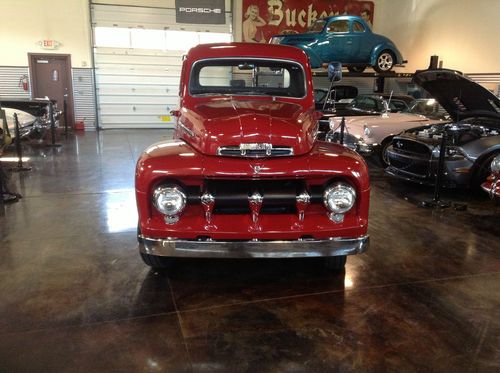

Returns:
375,51,394,73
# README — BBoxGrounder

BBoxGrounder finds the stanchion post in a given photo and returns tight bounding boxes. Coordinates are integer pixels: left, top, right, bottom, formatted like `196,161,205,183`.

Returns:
0,162,4,205
10,113,31,172
46,101,62,148
63,97,68,137
420,131,450,209
433,131,447,202
339,117,345,145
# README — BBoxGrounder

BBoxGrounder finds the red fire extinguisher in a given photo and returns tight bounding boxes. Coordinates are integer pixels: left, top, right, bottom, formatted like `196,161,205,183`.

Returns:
19,75,29,91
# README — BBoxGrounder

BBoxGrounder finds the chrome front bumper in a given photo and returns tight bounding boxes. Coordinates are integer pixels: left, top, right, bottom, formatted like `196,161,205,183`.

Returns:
138,235,369,259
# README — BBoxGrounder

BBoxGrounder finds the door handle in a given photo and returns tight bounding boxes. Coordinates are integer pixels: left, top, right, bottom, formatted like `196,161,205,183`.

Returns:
347,41,353,44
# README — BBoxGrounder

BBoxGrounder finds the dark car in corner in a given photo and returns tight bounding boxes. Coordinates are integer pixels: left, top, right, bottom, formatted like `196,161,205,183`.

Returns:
385,69,500,189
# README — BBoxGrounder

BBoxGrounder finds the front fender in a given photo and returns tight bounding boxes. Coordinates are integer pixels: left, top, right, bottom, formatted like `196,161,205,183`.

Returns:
463,135,500,160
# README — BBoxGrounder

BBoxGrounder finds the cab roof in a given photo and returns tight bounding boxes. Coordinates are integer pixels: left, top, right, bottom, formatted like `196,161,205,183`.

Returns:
185,43,311,66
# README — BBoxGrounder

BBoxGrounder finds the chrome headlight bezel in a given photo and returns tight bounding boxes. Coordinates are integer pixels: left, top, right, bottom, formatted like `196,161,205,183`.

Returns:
323,182,356,214
491,155,500,174
432,145,466,160
152,185,187,217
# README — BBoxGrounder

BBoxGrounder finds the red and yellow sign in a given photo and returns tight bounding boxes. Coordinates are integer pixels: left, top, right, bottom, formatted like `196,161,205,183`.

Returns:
242,0,374,43
37,39,61,50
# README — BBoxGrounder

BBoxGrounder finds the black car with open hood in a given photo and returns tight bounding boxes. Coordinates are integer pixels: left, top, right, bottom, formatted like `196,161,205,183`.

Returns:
385,69,500,189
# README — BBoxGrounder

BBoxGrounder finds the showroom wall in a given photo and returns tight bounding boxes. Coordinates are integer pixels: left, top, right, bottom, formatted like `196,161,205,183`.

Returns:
0,0,92,68
373,0,500,74
1,0,498,73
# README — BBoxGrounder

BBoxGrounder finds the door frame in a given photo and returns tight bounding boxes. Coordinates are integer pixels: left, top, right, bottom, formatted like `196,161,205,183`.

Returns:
28,53,74,126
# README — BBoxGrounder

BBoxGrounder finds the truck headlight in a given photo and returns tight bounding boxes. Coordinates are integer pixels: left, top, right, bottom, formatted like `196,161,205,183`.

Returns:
152,185,186,216
323,182,356,214
491,155,500,173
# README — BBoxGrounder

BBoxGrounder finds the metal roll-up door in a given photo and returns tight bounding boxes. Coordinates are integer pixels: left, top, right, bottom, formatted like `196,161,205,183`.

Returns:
91,1,232,129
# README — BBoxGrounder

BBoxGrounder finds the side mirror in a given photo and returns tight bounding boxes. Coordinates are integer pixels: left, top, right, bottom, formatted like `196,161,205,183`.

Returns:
328,62,342,82
170,109,181,117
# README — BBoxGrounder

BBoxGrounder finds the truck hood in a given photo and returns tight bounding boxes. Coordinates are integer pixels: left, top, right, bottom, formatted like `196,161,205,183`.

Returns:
185,98,315,156
414,69,500,124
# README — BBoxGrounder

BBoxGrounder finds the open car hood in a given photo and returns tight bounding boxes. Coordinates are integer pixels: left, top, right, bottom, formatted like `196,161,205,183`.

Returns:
413,69,500,125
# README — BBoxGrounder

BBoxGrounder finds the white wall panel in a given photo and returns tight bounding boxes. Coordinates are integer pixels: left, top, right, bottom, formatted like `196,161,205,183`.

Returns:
91,3,231,129
72,68,97,130
95,47,182,129
0,67,31,99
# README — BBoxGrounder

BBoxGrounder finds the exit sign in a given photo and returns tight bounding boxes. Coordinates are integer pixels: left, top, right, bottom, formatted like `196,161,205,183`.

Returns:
38,39,61,50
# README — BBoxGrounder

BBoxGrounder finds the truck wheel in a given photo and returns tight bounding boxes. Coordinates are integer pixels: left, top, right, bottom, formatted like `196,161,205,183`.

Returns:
140,252,175,270
374,50,395,73
348,66,366,73
324,255,347,271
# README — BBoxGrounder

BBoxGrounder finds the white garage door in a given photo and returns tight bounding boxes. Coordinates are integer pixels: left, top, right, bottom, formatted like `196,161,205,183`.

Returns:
91,1,232,129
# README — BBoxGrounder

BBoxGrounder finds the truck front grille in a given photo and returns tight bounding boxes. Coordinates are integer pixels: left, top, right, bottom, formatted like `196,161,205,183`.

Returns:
204,179,322,214
217,145,293,158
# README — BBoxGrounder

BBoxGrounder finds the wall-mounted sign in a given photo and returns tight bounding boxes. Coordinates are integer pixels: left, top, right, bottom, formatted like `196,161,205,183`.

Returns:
175,0,225,24
37,39,62,50
242,0,374,43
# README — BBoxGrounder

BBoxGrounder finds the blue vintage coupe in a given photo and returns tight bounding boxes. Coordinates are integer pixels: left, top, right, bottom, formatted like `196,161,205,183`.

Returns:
271,15,406,73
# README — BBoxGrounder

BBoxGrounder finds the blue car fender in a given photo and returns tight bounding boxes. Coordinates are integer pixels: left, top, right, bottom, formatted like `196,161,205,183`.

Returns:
295,44,323,69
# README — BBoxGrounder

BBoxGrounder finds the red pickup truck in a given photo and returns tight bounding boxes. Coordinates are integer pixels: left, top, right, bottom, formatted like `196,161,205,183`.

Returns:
135,43,370,270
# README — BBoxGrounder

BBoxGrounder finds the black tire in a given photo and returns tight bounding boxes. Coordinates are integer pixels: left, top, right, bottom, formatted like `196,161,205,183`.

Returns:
374,50,395,73
472,152,500,191
140,252,175,270
347,66,366,73
324,255,347,271
377,137,393,168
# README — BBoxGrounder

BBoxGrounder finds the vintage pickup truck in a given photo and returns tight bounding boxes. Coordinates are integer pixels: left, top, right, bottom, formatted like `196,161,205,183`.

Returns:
135,43,370,271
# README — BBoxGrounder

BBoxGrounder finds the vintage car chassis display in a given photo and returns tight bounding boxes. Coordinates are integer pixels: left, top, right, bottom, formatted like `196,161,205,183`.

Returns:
1,98,59,141
271,15,406,72
135,43,370,270
385,69,500,189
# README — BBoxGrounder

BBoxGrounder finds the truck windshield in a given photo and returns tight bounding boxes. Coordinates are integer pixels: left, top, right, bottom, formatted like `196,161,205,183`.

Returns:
189,58,306,98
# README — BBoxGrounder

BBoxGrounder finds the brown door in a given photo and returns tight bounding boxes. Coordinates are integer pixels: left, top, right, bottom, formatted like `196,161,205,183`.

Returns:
29,53,74,128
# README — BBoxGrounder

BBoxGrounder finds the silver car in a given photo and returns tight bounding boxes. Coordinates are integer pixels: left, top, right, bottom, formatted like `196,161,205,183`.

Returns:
385,69,500,189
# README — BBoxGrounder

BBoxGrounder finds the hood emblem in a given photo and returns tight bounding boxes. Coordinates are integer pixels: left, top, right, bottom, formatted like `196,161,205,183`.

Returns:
396,141,403,148
252,165,263,174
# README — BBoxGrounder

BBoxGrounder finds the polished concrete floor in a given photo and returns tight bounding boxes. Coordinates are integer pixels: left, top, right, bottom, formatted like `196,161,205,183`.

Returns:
0,130,499,372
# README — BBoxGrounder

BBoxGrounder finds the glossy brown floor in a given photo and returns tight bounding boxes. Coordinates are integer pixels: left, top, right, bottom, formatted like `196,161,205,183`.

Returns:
1,130,499,372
